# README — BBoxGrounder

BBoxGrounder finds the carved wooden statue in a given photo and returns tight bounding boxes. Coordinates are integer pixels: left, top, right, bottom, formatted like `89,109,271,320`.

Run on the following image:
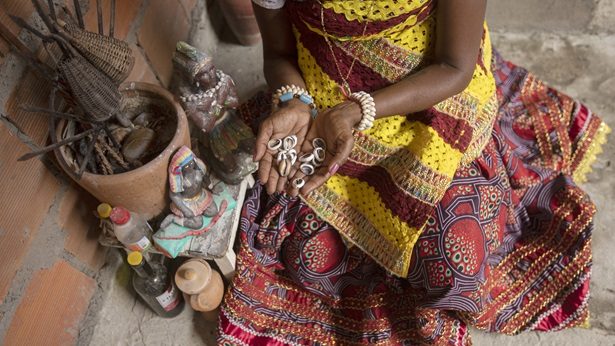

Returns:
173,41,258,185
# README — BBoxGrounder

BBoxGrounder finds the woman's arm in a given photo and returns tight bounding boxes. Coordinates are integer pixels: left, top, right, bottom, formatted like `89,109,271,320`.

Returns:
294,0,488,195
345,0,488,124
252,3,314,194
253,4,306,93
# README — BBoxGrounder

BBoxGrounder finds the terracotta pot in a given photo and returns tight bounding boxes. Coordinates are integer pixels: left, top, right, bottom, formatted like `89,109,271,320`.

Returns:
54,82,191,220
218,0,261,46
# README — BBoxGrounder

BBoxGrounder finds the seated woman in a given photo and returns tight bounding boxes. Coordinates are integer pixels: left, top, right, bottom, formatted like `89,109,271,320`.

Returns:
219,0,610,344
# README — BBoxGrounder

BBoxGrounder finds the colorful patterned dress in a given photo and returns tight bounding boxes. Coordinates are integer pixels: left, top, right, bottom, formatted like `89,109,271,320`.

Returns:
219,0,611,344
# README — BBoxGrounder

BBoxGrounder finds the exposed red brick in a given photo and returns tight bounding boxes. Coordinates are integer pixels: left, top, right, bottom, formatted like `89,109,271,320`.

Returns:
0,123,61,304
0,0,35,38
4,69,54,146
138,0,191,87
82,0,143,40
3,260,96,346
126,43,160,85
59,183,107,271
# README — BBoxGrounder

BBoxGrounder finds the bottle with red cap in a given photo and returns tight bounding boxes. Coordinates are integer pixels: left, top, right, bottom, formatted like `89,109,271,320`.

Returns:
109,206,152,252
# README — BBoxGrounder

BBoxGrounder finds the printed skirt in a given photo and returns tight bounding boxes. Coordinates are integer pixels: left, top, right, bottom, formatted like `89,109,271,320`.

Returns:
217,53,610,345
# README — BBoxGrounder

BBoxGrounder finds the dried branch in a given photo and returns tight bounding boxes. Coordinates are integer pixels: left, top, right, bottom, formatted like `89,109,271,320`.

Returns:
31,0,57,33
47,0,57,23
73,0,85,29
78,129,100,176
109,0,116,38
96,0,104,35
18,125,102,161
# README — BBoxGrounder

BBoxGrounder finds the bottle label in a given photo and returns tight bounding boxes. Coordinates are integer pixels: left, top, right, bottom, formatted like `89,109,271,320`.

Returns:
155,283,181,312
127,236,151,252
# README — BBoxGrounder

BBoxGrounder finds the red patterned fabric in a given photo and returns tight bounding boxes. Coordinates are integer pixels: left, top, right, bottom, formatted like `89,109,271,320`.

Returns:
217,52,607,345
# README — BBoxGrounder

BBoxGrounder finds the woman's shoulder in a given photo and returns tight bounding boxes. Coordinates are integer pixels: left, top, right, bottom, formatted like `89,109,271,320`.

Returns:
253,0,286,10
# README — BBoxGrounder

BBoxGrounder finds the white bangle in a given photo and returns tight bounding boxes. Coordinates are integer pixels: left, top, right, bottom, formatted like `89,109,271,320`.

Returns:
349,91,376,131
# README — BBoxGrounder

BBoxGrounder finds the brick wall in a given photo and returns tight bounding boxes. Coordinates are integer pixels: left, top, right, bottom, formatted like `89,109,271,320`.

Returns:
0,0,198,344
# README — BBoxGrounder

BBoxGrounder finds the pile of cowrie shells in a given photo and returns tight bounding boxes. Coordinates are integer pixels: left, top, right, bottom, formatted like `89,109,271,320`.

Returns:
267,136,328,190
268,135,298,177
298,138,326,177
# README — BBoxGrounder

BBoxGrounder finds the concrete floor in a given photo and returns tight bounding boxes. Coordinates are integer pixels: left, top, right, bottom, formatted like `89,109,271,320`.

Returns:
84,10,615,346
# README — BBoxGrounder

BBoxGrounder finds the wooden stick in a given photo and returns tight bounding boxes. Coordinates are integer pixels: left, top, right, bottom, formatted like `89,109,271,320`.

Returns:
78,129,100,176
102,124,121,149
61,5,77,25
48,90,58,149
9,15,49,41
19,106,89,122
47,0,57,23
95,140,112,175
96,0,104,35
18,126,101,161
0,18,55,80
101,139,130,170
73,0,85,29
0,15,44,64
109,0,116,38
31,0,57,33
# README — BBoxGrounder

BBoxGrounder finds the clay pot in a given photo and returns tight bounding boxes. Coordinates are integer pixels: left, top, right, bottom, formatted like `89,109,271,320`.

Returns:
218,0,261,46
54,82,191,220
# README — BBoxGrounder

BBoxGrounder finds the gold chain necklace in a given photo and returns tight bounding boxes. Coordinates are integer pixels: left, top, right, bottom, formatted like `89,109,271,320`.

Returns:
317,0,375,98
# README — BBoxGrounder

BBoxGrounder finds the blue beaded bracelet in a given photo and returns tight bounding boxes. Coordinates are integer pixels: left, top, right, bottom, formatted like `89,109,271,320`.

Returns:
276,90,318,118
274,85,318,118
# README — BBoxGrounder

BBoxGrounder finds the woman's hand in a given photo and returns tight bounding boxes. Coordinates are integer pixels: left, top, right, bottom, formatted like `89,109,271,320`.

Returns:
288,101,362,196
254,99,312,195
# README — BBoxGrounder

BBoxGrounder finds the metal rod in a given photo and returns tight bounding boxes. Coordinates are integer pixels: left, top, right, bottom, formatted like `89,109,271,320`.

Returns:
18,126,101,161
73,0,85,29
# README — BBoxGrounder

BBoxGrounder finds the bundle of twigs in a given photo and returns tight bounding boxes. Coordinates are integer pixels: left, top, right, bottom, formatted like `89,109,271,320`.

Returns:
4,0,137,177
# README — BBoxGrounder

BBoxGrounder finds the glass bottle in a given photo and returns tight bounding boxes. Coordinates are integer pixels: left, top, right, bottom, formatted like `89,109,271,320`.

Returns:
109,206,152,252
127,251,184,318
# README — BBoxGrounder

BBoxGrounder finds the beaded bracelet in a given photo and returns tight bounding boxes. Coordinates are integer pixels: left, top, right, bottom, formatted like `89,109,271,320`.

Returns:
272,84,318,118
349,91,376,131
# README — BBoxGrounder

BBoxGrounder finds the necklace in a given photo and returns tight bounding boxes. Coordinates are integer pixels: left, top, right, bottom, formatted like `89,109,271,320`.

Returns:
318,0,375,98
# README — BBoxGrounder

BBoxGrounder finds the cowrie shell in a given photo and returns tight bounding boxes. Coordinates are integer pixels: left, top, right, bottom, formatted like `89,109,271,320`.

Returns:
299,153,315,163
292,178,306,189
313,147,325,163
312,138,326,150
300,163,315,176
268,138,282,151
278,159,291,177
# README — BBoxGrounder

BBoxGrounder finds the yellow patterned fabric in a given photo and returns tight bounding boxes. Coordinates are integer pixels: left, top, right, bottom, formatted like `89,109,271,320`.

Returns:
290,0,498,277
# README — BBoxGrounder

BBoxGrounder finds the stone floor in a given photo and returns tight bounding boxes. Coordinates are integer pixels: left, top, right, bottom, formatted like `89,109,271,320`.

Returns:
84,10,615,346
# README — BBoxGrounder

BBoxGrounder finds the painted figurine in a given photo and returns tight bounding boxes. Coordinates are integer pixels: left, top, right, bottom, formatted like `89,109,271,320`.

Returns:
156,146,229,258
161,146,220,230
173,41,258,185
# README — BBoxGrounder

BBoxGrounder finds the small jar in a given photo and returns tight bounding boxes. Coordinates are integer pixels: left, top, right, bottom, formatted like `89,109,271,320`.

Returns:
174,259,224,321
